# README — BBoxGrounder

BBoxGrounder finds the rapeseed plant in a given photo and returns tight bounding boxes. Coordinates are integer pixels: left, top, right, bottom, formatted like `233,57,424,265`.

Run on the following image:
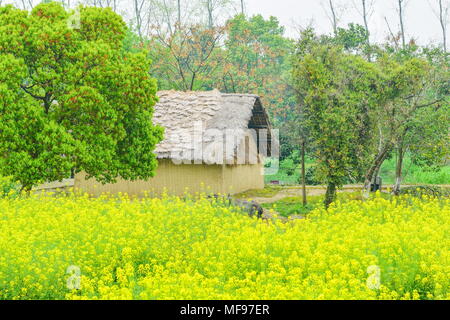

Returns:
0,191,448,300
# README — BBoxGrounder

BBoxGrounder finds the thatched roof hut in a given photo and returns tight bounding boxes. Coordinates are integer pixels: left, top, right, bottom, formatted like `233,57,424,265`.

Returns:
75,90,274,196
153,89,273,164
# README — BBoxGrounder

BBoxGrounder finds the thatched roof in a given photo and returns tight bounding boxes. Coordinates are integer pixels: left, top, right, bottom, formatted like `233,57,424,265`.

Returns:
152,89,273,164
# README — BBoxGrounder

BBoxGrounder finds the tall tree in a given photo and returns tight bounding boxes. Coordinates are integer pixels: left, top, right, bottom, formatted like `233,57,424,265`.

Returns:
390,51,449,194
149,24,225,90
216,14,294,117
292,37,382,207
0,3,163,191
362,48,448,195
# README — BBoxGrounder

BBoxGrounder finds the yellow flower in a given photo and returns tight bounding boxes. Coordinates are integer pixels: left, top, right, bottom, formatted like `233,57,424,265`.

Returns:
0,191,447,300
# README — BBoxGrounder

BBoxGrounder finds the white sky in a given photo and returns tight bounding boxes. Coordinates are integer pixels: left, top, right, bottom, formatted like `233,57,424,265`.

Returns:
245,0,447,46
2,0,447,46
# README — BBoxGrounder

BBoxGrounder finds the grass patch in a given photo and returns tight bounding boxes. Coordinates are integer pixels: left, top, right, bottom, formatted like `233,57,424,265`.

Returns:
379,157,449,185
261,191,391,217
261,196,316,217
234,185,283,199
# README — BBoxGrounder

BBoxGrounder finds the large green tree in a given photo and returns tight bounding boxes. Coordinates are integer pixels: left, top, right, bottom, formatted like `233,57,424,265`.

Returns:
0,3,163,191
217,14,295,117
362,46,449,194
292,40,382,207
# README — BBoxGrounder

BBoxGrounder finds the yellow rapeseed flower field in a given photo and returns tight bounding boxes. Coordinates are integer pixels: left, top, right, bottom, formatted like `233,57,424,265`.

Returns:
0,191,448,300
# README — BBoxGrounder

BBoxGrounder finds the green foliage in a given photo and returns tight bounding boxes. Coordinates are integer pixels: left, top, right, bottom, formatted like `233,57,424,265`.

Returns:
280,158,296,176
399,186,450,198
380,156,450,185
0,3,163,190
264,151,321,185
148,24,225,91
334,23,369,52
219,13,294,117
262,196,315,217
286,28,448,192
146,13,296,119
234,185,283,199
291,37,382,205
261,192,369,217
0,176,20,198
370,49,448,192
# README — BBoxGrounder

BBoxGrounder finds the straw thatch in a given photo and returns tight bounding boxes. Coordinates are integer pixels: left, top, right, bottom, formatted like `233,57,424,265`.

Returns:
152,89,273,164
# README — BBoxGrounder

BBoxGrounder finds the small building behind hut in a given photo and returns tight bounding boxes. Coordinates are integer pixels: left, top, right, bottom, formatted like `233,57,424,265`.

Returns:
74,89,274,196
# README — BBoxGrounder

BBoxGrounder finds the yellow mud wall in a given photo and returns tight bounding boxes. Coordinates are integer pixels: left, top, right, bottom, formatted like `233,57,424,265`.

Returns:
74,159,264,197
221,162,265,195
75,159,223,197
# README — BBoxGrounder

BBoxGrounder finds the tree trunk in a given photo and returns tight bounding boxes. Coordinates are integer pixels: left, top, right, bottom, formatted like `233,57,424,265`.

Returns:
177,0,181,26
398,0,406,48
206,0,213,28
241,0,245,15
301,140,307,205
384,17,400,49
438,0,447,52
361,0,372,62
134,0,143,41
392,145,404,195
363,143,391,194
324,182,336,209
362,0,370,45
329,0,338,35
372,158,383,182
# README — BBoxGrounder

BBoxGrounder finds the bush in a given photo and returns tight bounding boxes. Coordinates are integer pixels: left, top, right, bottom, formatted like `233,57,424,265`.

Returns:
280,158,296,176
0,176,20,198
0,192,448,300
399,186,450,198
305,166,321,185
380,156,450,184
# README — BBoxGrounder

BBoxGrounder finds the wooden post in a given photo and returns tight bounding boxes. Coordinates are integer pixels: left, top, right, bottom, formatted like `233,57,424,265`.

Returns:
301,140,307,205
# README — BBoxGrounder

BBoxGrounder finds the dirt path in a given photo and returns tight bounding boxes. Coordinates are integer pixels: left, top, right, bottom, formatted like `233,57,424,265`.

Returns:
244,184,450,204
248,186,362,204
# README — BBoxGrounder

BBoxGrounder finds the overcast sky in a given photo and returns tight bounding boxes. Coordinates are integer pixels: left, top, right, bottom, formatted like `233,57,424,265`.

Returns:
245,0,447,46
2,0,447,46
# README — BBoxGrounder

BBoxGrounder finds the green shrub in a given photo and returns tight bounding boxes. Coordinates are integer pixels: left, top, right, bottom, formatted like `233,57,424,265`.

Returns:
399,186,450,198
0,176,20,198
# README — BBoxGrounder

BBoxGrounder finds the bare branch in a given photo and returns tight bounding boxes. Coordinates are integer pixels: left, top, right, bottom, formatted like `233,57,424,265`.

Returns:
384,16,400,49
428,0,449,51
396,0,409,48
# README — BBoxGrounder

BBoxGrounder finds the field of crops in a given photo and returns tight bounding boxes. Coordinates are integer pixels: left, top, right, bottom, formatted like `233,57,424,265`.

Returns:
0,191,448,300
